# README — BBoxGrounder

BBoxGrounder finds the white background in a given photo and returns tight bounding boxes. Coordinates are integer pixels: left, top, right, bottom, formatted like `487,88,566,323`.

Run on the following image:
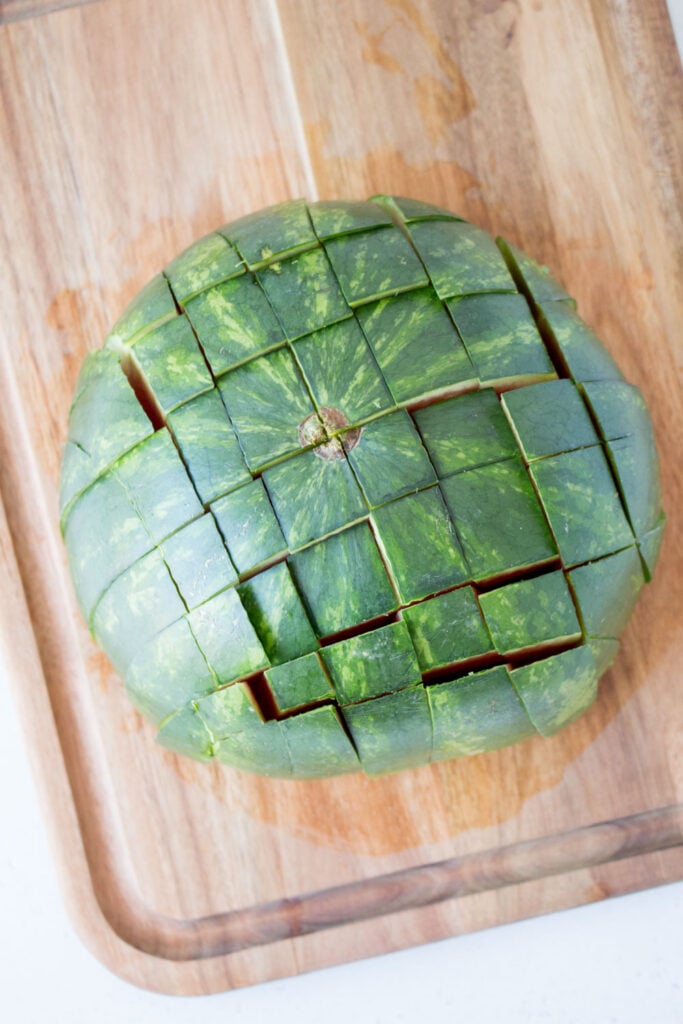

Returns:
2,2,682,1021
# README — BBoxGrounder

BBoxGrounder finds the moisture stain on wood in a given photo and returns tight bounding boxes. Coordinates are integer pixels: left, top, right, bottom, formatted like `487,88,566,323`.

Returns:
354,0,475,143
85,646,116,694
305,121,483,214
118,708,145,734
140,659,644,858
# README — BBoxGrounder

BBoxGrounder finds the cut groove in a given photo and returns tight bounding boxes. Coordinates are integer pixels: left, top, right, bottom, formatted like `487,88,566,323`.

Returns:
401,379,480,413
275,697,336,721
421,650,502,685
494,236,571,383
505,634,584,668
245,671,280,722
474,557,563,593
421,634,583,688
161,271,183,315
318,609,401,648
118,352,165,431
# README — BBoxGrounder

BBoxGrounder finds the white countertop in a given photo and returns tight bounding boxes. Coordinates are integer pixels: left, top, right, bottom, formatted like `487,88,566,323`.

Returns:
3,2,683,1020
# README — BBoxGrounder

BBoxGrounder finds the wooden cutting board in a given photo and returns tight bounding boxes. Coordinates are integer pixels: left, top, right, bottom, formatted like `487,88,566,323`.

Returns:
1,0,682,996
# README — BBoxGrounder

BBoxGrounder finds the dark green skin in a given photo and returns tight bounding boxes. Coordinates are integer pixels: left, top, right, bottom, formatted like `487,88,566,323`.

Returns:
344,409,436,508
413,388,519,477
292,318,394,425
429,666,537,759
185,274,285,377
164,231,244,305
372,487,469,603
479,570,581,655
356,286,476,404
321,620,421,704
265,652,335,713
324,224,428,306
62,196,665,777
501,379,599,461
440,456,558,580
530,447,635,566
402,586,494,672
167,390,251,505
263,446,367,550
447,293,555,386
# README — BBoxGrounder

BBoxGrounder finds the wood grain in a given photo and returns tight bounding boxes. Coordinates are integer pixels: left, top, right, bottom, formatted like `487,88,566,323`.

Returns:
0,0,98,24
1,0,682,995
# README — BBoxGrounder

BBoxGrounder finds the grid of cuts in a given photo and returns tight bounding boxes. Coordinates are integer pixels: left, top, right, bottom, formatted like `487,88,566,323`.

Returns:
60,197,664,777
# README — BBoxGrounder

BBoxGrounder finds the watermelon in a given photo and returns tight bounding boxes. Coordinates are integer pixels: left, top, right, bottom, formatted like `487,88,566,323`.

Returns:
60,196,664,778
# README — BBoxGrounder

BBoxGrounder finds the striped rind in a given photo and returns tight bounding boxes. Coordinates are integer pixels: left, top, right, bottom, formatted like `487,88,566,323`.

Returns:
211,479,287,575
537,301,625,382
237,562,318,665
342,684,433,776
501,379,599,460
356,286,475,403
92,548,184,676
105,274,177,350
257,246,351,340
413,388,519,477
61,196,665,777
441,457,557,579
402,587,494,672
447,293,555,385
218,347,316,471
164,231,244,305
60,348,155,521
185,274,285,376
478,571,581,655
188,587,268,685
129,316,214,413
115,431,203,543
321,620,421,705
265,652,335,713
280,706,360,778
496,237,570,304
64,470,153,622
428,667,537,759
126,618,216,726
156,705,214,762
407,220,516,299
309,199,393,239
221,198,317,270
292,318,394,425
263,446,366,550
160,514,238,609
290,522,398,637
371,487,469,603
324,225,429,306
582,381,648,441
344,409,436,508
167,389,250,505
530,447,635,566
568,547,645,639
510,646,599,737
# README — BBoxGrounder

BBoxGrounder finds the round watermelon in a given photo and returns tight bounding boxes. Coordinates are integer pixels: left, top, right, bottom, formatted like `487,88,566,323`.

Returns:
60,196,664,777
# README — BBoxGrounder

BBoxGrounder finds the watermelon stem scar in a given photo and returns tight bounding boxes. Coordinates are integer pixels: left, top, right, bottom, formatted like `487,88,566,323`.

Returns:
298,408,363,460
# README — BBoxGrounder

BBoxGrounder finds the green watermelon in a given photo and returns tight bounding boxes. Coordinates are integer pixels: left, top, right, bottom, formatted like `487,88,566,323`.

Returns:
60,196,664,778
